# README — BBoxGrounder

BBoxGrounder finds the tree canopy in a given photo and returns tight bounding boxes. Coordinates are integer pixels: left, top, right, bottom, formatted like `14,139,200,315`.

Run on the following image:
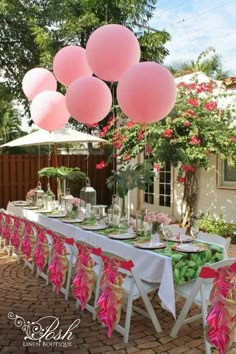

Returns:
168,47,230,80
97,74,236,224
0,0,170,122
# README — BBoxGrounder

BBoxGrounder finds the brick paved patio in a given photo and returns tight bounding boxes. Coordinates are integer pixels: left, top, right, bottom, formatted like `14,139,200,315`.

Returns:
1,246,236,353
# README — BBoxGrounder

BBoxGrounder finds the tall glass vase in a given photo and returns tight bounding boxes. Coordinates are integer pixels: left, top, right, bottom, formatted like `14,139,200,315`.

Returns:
151,222,161,243
119,193,130,231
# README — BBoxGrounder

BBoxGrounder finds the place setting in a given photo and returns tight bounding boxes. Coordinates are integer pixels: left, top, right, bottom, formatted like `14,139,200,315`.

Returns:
172,243,208,253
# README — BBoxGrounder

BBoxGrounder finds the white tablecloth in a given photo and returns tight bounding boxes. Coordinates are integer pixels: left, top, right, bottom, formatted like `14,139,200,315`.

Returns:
7,202,176,317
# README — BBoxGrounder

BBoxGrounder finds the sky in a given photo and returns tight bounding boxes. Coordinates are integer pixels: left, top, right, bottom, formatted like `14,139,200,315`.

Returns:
149,0,236,74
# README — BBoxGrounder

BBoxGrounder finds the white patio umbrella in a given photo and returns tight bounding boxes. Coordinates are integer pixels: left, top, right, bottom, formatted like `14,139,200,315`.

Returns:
0,127,105,147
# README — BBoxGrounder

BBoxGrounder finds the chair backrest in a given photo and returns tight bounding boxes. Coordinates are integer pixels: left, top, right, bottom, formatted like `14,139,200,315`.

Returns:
197,231,231,259
162,224,187,239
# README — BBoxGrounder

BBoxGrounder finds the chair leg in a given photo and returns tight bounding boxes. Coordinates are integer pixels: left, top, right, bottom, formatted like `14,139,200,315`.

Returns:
133,275,162,333
123,290,134,343
64,264,72,300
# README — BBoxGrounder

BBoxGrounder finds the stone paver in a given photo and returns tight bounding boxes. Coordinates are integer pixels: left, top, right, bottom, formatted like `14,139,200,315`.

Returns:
1,245,236,353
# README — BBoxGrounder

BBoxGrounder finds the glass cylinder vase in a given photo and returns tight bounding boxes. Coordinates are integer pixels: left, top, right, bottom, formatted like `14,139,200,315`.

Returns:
151,222,161,243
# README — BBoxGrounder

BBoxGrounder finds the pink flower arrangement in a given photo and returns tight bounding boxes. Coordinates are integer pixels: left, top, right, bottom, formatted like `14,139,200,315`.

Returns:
144,212,171,226
26,189,35,199
68,198,81,208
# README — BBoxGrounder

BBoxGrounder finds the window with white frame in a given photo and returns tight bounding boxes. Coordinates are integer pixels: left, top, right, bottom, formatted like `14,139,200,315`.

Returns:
159,162,171,207
218,159,236,188
144,160,172,206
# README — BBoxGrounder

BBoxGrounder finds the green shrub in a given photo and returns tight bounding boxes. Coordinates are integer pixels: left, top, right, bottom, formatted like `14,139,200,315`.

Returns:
196,213,236,238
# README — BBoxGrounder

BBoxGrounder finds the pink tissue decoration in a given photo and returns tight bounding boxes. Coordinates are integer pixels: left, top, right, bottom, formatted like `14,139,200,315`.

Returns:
200,262,236,353
48,236,69,294
72,244,96,310
97,257,125,337
11,229,20,251
22,234,33,259
34,242,48,272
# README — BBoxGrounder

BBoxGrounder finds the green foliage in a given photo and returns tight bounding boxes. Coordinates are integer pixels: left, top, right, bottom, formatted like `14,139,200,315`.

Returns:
197,213,236,237
0,0,170,125
106,162,154,198
38,166,86,182
168,47,231,79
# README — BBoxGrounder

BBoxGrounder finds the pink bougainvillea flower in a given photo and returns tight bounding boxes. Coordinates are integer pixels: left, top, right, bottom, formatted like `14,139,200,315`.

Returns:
86,123,98,128
187,98,199,107
162,128,173,138
145,146,153,155
153,163,161,172
230,136,236,142
96,161,108,169
183,165,195,173
184,120,191,127
123,154,131,161
204,101,217,111
189,136,201,145
185,109,196,117
126,121,136,128
137,126,146,141
177,177,185,183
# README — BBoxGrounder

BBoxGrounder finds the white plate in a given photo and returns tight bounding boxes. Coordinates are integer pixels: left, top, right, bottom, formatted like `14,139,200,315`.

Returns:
174,244,207,253
80,224,108,231
134,241,166,249
62,218,84,223
108,233,137,240
12,201,29,206
35,209,52,214
48,214,65,218
169,235,194,243
23,206,39,210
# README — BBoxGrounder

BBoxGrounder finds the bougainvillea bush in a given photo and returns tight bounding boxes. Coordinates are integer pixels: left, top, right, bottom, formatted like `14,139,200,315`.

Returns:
93,77,236,225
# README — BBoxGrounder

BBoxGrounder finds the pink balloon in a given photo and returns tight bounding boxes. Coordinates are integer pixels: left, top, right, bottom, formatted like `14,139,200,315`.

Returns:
65,76,112,124
86,24,140,82
30,91,70,131
117,62,177,123
22,68,57,101
53,46,93,86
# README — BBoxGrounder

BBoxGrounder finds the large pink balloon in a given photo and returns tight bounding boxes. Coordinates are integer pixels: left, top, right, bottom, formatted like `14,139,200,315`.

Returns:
31,91,70,131
86,24,140,82
65,76,112,124
22,68,57,101
53,46,93,86
117,62,177,123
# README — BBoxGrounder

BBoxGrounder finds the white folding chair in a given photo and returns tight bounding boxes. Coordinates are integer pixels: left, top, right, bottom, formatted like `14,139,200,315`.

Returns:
10,216,26,264
0,210,6,252
170,258,236,354
162,224,187,239
98,251,162,343
22,220,38,273
193,231,231,259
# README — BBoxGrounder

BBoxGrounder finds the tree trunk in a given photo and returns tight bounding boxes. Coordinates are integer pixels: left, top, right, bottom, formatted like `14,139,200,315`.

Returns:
181,170,198,227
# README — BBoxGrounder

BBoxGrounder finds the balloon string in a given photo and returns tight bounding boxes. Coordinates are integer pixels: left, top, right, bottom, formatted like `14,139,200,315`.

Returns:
144,127,148,210
38,145,41,183
111,82,116,195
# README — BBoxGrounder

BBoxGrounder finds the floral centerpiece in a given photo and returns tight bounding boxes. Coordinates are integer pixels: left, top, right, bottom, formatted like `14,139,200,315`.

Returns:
144,212,171,235
26,189,36,205
67,198,85,219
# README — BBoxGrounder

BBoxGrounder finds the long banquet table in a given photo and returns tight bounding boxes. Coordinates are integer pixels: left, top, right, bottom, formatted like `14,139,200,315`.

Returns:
7,202,223,318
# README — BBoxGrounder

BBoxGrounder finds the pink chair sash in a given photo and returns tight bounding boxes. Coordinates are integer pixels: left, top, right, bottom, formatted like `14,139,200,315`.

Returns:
73,244,101,310
200,262,236,354
97,256,134,337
